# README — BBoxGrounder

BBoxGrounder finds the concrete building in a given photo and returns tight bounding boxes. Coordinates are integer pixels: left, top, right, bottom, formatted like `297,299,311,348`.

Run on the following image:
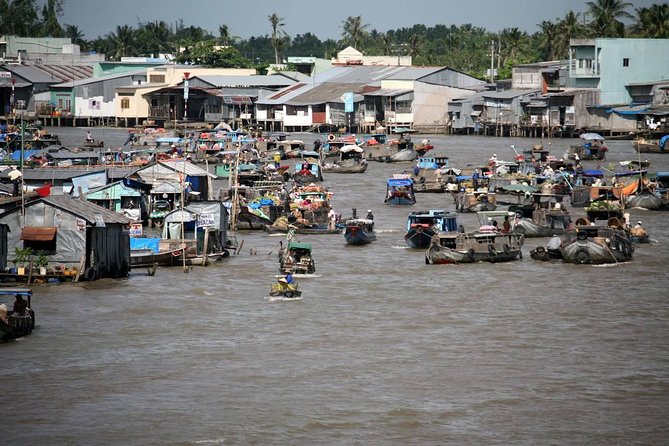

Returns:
0,35,104,65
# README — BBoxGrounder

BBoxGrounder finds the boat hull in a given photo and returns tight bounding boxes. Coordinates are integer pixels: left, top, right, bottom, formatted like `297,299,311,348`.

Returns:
426,244,522,264
562,240,633,264
405,228,436,249
343,225,376,245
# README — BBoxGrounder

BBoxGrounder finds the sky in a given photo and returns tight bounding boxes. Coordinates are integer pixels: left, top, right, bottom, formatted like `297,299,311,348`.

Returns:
49,0,657,41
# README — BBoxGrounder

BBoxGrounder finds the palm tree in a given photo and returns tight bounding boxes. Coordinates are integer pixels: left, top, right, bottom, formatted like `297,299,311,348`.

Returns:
380,33,394,56
64,24,85,46
218,24,230,46
268,13,286,64
407,33,423,61
537,20,559,60
587,0,633,37
556,11,586,58
499,27,526,65
632,4,669,38
109,25,136,60
342,15,368,49
136,21,172,57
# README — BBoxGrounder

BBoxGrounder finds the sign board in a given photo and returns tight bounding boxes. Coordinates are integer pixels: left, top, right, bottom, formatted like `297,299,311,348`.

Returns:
76,218,87,231
129,223,143,237
197,213,215,227
183,79,189,101
223,96,253,105
342,91,354,113
0,72,11,78
94,214,106,227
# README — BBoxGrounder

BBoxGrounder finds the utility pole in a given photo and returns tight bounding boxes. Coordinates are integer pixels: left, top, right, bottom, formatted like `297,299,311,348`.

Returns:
490,39,495,84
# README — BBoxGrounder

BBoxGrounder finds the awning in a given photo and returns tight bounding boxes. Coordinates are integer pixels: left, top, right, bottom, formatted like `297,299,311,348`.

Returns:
20,227,57,241
470,110,482,116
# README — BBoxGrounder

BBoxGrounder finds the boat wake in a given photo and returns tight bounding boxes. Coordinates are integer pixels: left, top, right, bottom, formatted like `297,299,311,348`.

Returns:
265,295,303,302
391,245,410,250
375,229,399,234
272,274,321,278
592,262,631,268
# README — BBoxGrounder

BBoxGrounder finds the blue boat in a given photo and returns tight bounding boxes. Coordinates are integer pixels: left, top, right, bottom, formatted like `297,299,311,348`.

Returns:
384,177,416,206
404,210,459,249
343,218,376,245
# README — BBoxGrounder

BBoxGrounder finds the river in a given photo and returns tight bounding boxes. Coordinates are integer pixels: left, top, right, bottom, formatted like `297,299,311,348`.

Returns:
3,127,669,445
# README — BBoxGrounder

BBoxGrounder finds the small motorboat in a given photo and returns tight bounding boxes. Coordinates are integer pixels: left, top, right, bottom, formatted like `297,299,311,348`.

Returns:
0,288,35,342
270,279,302,299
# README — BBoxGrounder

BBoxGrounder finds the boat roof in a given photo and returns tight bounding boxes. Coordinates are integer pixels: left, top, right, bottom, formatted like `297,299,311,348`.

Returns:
287,242,311,250
387,178,413,187
0,288,32,296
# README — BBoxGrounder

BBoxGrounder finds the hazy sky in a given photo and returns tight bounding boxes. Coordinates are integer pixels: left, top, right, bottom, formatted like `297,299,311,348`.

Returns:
50,0,656,41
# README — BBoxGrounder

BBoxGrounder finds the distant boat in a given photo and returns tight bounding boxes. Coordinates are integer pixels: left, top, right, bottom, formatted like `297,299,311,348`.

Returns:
343,218,376,245
384,177,416,206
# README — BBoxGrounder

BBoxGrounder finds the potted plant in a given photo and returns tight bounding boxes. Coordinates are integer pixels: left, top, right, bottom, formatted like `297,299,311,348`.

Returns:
36,253,49,276
14,247,32,275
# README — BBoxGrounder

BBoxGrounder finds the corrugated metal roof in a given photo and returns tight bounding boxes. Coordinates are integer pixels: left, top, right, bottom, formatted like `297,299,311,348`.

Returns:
482,90,539,99
363,88,413,97
41,195,132,224
51,68,147,88
34,64,93,83
158,159,217,178
3,65,62,83
288,82,367,105
0,167,106,181
193,74,295,88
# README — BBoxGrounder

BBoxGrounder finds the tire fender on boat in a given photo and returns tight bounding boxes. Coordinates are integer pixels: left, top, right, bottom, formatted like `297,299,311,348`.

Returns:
575,247,590,264
468,248,476,260
488,244,497,256
327,133,336,142
84,267,97,281
503,244,511,254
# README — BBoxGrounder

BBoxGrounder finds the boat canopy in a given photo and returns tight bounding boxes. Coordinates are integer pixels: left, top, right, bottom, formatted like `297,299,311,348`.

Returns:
580,133,605,141
387,178,413,187
0,288,32,297
287,242,311,251
582,169,604,177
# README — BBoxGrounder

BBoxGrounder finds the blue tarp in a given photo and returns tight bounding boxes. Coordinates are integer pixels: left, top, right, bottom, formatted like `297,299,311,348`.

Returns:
387,178,413,187
582,169,604,177
660,135,669,149
248,198,276,209
10,149,42,160
130,238,160,253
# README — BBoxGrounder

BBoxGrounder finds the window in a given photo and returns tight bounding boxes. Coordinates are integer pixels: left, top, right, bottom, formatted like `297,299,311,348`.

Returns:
20,227,57,253
121,98,130,109
149,74,166,83
623,58,630,67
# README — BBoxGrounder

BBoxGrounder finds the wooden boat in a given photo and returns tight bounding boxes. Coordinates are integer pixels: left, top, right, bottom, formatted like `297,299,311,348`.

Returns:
343,218,376,245
425,230,524,264
269,281,302,299
632,136,668,153
404,209,459,249
567,133,608,161
384,177,416,206
509,194,572,237
322,145,368,173
279,241,316,275
414,139,435,157
530,245,563,261
561,226,633,264
0,288,35,342
293,159,323,183
388,148,418,162
455,190,497,213
412,156,451,193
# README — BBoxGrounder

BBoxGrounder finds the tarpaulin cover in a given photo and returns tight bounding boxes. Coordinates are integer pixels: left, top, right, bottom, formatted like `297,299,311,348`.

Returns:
130,237,160,253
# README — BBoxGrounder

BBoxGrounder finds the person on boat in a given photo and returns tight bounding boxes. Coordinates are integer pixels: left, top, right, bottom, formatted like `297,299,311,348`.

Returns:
285,273,294,284
277,276,290,290
502,215,511,234
631,221,648,237
472,169,480,190
12,294,27,315
328,207,337,230
86,130,94,143
491,220,499,232
366,209,374,220
488,153,498,166
547,234,562,253
273,151,281,168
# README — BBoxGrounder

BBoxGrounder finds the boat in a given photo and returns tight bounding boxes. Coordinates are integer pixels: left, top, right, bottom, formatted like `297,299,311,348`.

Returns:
269,278,302,299
322,144,368,173
364,133,414,162
414,139,435,157
343,218,376,245
404,209,459,249
632,135,668,153
567,133,607,161
384,177,416,206
263,183,340,234
411,156,451,193
293,159,323,183
561,226,633,265
0,288,35,342
388,148,418,162
454,190,497,213
425,228,524,264
529,245,564,261
279,241,316,275
509,194,572,237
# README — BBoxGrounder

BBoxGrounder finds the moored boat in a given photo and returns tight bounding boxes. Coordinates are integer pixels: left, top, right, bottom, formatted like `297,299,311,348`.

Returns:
632,135,668,153
279,241,316,275
425,230,524,264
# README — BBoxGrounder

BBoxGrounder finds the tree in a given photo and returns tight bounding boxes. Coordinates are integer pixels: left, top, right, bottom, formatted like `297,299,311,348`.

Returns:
537,20,559,60
173,41,252,68
407,33,423,61
108,25,136,60
632,4,669,38
7,0,40,36
380,33,394,56
218,24,230,46
556,11,586,58
587,0,633,37
342,15,368,49
269,12,286,64
136,20,172,57
40,0,64,37
64,24,85,46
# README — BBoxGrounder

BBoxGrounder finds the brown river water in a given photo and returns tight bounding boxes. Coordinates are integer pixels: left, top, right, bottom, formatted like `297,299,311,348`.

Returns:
3,127,669,445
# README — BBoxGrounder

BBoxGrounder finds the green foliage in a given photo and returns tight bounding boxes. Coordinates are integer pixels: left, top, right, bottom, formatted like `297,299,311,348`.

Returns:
173,41,252,68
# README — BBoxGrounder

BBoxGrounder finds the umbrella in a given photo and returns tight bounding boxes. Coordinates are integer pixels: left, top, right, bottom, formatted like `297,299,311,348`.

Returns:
580,133,605,141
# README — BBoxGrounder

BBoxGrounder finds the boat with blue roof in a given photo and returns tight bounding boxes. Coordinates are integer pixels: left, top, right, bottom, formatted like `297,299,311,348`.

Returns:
384,176,416,206
404,209,459,249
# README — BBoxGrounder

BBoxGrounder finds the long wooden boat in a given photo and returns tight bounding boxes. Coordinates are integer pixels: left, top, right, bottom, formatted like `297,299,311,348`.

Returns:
384,177,416,206
322,158,368,173
279,241,316,275
425,231,524,264
632,137,668,153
